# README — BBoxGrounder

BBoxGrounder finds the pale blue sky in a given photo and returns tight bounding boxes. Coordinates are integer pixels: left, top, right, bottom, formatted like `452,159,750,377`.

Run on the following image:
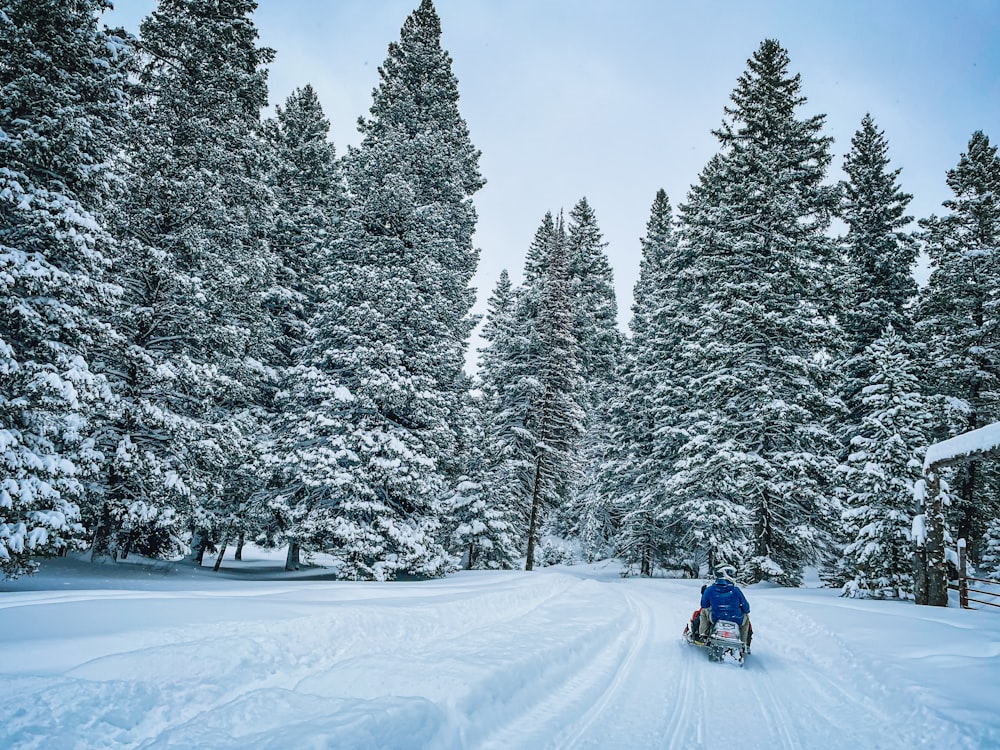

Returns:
106,1,999,349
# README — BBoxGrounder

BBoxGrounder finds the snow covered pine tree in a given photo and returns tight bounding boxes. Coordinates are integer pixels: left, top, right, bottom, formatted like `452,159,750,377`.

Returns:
259,85,344,571
916,131,1000,566
839,327,933,598
559,198,622,560
107,0,277,563
606,190,688,575
274,0,483,579
0,0,130,575
668,40,844,585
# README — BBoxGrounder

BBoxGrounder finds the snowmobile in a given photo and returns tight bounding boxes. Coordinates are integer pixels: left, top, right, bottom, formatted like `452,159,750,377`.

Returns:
682,618,749,667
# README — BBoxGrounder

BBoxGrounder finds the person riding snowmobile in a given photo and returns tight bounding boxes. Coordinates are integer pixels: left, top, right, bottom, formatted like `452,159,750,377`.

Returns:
697,564,751,647
688,584,708,637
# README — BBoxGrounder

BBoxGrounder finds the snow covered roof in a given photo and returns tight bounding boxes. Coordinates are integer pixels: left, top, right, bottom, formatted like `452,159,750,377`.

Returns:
924,422,1000,471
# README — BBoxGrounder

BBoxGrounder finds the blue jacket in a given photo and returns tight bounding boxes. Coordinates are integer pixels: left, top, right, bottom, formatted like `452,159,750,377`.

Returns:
701,579,750,624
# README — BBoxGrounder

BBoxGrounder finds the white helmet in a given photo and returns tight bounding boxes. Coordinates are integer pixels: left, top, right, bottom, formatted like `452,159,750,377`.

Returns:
715,564,736,582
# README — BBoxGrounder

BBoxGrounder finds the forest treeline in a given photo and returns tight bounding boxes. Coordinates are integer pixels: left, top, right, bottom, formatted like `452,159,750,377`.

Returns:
3,0,999,596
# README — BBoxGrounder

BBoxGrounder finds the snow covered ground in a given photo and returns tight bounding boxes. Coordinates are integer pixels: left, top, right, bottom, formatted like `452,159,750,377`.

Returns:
2,550,999,750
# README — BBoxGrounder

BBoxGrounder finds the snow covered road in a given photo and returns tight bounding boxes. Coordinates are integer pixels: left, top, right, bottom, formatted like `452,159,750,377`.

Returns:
1,558,998,749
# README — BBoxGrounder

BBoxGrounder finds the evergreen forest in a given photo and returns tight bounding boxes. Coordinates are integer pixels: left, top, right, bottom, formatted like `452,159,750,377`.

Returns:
3,0,1000,599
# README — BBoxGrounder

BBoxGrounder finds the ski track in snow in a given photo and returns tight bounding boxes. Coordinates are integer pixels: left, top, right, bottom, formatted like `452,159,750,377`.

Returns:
1,561,998,749
553,594,653,749
476,589,651,750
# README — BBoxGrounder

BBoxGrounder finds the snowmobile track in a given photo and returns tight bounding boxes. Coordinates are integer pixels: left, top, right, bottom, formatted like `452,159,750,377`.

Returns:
659,637,700,749
748,657,805,749
554,593,654,749
477,587,646,750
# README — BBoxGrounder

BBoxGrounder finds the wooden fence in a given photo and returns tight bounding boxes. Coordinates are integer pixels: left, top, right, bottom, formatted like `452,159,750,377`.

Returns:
950,540,1000,610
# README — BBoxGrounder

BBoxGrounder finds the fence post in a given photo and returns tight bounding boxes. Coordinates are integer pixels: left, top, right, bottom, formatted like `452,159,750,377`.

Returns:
958,538,968,609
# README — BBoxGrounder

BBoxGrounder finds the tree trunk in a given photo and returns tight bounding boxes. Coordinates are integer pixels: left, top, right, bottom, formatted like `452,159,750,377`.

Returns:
213,536,228,572
186,529,209,566
89,507,116,562
235,533,245,561
754,490,772,582
285,540,301,571
916,468,948,606
525,459,544,571
912,545,928,605
926,469,949,606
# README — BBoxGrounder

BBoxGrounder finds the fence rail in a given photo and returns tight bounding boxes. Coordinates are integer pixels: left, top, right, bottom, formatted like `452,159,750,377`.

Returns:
949,541,1000,609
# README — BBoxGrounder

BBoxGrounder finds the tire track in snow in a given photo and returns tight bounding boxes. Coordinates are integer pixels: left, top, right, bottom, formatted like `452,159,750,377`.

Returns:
749,598,969,749
629,583,838,750
658,637,699,749
475,586,642,750
659,627,796,750
549,579,711,750
41,577,576,750
745,657,806,749
744,620,901,749
552,592,653,749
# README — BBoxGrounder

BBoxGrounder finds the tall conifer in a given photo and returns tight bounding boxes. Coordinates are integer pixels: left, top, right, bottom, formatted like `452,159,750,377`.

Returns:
607,190,686,574
916,131,1000,563
483,226,551,550
279,0,482,578
560,198,621,554
839,326,931,598
0,0,129,575
258,85,343,569
671,41,844,584
524,216,585,569
106,0,277,562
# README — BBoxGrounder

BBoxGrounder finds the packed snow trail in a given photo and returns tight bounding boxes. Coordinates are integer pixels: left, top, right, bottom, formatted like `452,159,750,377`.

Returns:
1,556,998,749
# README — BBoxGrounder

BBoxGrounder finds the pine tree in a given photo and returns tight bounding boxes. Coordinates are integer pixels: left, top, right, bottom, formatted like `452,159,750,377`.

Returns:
265,84,343,366
559,198,621,556
916,131,1000,565
105,0,277,562
670,40,844,585
478,214,587,569
274,255,460,579
606,190,685,574
652,160,749,575
523,215,585,570
276,0,482,579
839,326,932,598
474,269,526,566
479,265,541,554
257,85,343,569
839,115,917,448
0,0,130,575
840,115,917,352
